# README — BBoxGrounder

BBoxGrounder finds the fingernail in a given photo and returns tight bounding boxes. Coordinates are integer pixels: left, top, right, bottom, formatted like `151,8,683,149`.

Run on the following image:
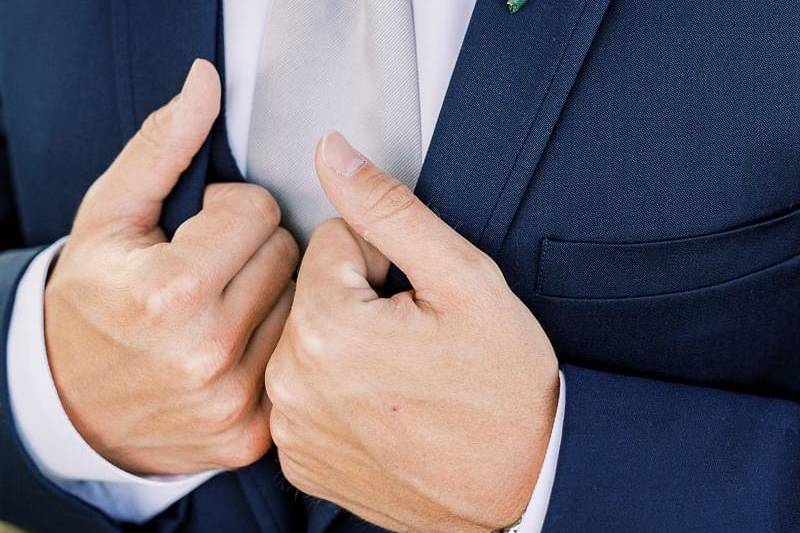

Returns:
320,131,368,177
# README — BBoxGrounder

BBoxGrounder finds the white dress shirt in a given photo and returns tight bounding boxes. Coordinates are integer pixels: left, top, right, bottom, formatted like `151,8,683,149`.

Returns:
6,0,565,529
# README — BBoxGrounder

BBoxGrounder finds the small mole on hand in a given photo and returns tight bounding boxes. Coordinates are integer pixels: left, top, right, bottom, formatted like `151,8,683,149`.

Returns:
389,404,400,413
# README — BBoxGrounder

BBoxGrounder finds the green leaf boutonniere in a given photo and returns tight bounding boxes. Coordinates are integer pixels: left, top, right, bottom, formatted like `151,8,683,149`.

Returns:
506,0,528,13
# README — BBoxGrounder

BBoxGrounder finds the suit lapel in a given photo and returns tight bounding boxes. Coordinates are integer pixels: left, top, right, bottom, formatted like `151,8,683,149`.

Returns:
110,0,219,236
110,3,291,532
337,0,611,530
415,0,610,257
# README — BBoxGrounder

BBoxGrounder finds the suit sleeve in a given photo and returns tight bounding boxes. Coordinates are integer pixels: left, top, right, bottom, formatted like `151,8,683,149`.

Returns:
0,246,262,532
0,95,119,532
0,248,125,532
542,364,800,532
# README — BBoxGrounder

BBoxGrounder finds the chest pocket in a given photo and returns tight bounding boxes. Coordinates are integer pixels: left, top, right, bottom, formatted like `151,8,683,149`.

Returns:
536,205,800,299
528,205,800,399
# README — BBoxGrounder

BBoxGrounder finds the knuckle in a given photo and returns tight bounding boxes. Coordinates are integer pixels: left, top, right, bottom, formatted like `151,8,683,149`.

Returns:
288,309,328,359
207,326,244,364
136,265,207,319
269,411,291,450
218,448,255,470
134,105,193,170
263,360,278,400
264,363,293,413
271,227,300,268
362,175,416,224
174,334,239,390
463,248,505,286
204,181,238,203
140,105,171,138
206,183,281,230
172,353,219,390
190,333,240,386
243,185,281,227
204,384,252,430
217,428,268,468
240,419,271,463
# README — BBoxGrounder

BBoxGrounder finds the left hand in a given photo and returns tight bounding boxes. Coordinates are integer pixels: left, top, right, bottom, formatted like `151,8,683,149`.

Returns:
265,132,559,532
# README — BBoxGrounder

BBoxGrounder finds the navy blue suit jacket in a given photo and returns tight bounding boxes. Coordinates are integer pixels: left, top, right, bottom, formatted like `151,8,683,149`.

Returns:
1,1,799,531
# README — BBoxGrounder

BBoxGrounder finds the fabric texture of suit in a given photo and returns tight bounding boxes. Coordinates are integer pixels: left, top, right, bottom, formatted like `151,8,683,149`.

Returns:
1,1,798,531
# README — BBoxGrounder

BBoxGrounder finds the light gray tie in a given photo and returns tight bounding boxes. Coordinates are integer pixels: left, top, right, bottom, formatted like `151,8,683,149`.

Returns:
246,1,422,245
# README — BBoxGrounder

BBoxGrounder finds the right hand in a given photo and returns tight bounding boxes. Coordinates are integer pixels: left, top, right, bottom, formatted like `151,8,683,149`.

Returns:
44,59,299,475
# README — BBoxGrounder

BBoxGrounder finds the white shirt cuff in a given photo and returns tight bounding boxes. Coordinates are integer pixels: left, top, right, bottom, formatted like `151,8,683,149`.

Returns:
6,239,216,523
516,370,565,533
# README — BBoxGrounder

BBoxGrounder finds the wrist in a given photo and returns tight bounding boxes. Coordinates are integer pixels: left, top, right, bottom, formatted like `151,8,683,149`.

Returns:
490,364,560,530
43,260,127,471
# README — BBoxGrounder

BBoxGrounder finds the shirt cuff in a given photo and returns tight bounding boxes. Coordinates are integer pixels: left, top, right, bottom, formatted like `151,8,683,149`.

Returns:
515,370,565,533
6,239,216,523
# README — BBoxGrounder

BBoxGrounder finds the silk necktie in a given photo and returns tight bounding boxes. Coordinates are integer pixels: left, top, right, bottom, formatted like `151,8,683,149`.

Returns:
246,1,422,245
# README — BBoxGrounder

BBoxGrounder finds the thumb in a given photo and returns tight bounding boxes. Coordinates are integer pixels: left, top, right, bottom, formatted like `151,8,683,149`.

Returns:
78,58,220,234
315,131,481,293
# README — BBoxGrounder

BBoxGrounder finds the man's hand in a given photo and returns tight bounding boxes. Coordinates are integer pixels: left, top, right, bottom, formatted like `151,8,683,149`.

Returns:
45,60,298,475
265,132,559,532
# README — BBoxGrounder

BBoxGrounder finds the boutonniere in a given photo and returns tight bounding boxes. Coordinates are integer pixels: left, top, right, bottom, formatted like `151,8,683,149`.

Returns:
506,0,528,13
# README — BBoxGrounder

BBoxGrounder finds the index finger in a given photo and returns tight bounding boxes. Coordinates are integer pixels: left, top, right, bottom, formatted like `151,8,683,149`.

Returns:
296,218,389,309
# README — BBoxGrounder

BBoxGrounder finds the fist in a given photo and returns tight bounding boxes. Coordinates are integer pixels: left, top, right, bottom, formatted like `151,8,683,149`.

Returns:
265,132,559,532
45,60,298,475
